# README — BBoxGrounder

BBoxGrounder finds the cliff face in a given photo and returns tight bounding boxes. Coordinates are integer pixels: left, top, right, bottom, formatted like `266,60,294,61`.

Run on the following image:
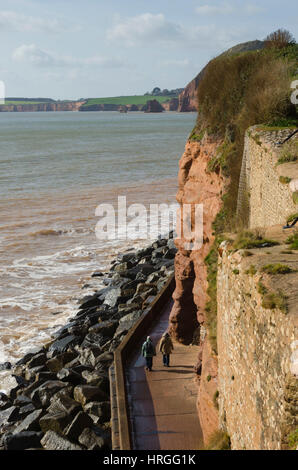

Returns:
169,135,226,442
0,101,85,112
162,98,179,111
170,126,298,448
177,74,201,112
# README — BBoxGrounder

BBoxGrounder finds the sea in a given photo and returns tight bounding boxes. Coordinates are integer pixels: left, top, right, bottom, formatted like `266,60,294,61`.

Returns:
0,110,196,392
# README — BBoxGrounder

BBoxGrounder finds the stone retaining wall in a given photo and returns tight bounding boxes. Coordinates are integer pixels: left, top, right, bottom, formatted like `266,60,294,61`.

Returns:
217,243,297,450
237,127,297,228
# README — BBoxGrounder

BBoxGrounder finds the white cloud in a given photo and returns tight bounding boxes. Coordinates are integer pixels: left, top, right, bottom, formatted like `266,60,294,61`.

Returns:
195,2,263,16
106,13,183,46
12,44,55,66
105,12,256,51
12,44,125,69
196,2,234,15
0,10,81,33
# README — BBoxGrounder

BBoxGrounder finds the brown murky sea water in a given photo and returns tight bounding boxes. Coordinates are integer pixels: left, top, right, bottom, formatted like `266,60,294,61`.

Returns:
0,110,196,391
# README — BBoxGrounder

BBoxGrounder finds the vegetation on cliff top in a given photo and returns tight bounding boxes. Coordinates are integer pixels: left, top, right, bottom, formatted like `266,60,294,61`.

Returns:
204,430,231,450
232,231,280,250
196,34,297,230
202,31,297,353
81,94,177,108
286,232,298,250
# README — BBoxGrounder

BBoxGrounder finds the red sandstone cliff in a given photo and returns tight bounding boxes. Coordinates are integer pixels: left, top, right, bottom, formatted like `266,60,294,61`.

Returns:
177,73,202,112
0,101,85,112
169,136,227,443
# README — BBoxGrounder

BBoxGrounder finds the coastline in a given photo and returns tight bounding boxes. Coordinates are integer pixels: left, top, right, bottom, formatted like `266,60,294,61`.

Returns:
0,232,176,450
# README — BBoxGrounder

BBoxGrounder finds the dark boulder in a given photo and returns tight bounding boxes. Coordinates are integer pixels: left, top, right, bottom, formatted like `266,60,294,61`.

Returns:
63,411,93,441
17,403,36,419
0,406,20,427
13,409,43,433
13,395,32,406
19,379,44,399
78,293,102,310
48,335,81,357
4,431,43,450
56,368,82,385
78,346,103,368
115,311,143,337
73,385,108,406
94,351,114,367
41,430,83,450
81,370,109,392
47,393,81,417
31,380,70,407
83,401,110,424
27,353,46,369
80,332,109,350
0,362,12,371
15,347,45,366
35,371,57,382
91,271,103,277
88,320,118,338
39,412,73,434
46,351,78,373
103,287,123,308
117,252,137,263
78,427,105,450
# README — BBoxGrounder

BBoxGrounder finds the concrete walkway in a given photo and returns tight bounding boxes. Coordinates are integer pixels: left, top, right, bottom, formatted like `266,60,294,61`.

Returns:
125,301,203,450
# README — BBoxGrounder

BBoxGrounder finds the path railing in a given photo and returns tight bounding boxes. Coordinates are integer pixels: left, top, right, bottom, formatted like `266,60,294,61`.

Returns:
109,274,175,450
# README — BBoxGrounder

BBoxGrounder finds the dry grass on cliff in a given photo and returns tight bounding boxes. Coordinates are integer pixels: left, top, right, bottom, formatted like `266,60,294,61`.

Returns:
196,46,298,230
204,430,231,450
197,48,297,142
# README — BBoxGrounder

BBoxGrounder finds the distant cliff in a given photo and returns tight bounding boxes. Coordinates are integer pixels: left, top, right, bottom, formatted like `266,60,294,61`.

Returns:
0,101,85,112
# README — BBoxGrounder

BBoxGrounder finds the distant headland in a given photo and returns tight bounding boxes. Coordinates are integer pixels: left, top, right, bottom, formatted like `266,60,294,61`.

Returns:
0,87,185,113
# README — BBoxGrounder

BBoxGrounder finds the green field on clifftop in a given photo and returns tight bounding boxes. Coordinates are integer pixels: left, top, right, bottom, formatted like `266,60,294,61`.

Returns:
82,94,176,108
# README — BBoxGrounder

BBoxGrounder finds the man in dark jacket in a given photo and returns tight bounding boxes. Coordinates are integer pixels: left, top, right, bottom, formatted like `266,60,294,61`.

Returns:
141,336,156,371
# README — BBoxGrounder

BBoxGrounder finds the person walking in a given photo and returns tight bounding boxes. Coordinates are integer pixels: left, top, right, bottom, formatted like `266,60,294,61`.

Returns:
141,336,156,371
159,332,174,367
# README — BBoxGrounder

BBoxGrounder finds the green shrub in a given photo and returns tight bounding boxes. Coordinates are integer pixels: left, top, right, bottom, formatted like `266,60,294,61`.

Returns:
213,390,219,409
262,290,288,313
205,431,231,450
279,176,292,184
293,192,298,204
205,242,220,354
233,231,279,250
287,213,298,224
195,46,297,230
232,269,240,275
245,265,257,275
287,428,298,450
257,281,268,295
206,375,212,382
189,128,205,142
286,232,298,249
261,263,294,274
277,139,298,164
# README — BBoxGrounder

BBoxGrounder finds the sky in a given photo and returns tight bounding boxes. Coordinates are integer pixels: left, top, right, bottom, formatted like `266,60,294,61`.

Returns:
0,0,297,100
